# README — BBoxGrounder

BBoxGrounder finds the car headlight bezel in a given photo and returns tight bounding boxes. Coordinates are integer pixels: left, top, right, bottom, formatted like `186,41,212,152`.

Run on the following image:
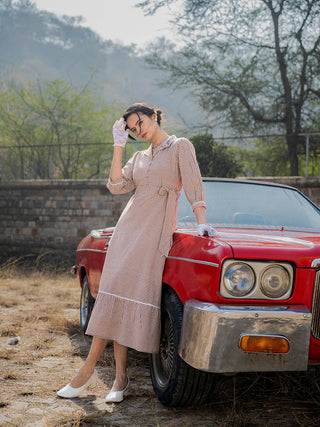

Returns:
223,262,256,297
260,265,291,298
220,260,293,300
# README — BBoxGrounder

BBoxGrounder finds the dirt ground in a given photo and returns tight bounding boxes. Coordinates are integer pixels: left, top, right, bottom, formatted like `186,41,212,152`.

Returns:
1,263,320,427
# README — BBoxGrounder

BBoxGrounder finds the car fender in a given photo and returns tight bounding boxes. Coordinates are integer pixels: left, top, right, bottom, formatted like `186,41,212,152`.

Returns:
163,231,234,304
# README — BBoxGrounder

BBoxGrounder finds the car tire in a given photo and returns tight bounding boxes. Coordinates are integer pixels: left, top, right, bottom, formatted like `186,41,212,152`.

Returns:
80,273,95,332
150,287,215,407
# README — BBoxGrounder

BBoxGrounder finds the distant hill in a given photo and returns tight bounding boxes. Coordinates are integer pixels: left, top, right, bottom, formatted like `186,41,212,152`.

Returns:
0,0,203,132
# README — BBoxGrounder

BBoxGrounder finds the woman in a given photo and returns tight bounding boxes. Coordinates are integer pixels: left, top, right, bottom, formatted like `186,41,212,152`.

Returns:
57,103,216,403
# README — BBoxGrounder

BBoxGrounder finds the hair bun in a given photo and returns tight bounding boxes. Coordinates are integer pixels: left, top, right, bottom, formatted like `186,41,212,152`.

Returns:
155,109,162,125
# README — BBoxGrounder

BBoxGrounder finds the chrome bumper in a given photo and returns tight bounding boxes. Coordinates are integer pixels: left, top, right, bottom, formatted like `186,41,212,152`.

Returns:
179,300,312,373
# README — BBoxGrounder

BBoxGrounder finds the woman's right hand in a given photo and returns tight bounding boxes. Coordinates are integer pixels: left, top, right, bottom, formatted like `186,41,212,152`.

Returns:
197,224,218,237
113,118,129,147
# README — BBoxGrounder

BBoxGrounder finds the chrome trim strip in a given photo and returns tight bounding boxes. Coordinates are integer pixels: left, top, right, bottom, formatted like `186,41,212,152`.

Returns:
166,256,219,268
311,259,320,268
77,248,107,254
311,271,320,340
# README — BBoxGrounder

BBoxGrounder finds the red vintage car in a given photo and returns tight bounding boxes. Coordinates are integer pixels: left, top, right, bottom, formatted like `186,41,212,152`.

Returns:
73,178,320,406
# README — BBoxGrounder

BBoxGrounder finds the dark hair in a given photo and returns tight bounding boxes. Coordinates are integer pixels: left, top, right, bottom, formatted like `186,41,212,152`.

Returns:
123,103,163,139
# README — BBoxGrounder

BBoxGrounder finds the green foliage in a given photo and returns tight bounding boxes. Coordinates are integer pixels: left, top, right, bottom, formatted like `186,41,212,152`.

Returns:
239,139,291,177
0,79,122,180
299,107,320,176
229,135,320,177
298,134,320,177
140,0,320,176
190,133,242,177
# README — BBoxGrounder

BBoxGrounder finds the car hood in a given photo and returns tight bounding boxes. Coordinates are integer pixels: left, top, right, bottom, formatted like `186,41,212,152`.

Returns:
177,227,320,268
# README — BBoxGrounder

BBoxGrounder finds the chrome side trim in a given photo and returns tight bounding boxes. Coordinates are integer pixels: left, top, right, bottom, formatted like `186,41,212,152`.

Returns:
311,271,320,340
166,256,219,268
311,259,320,268
179,300,311,373
77,248,107,254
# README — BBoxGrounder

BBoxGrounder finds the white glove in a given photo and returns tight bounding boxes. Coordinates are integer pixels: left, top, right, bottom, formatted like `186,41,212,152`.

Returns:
113,118,129,147
197,224,218,237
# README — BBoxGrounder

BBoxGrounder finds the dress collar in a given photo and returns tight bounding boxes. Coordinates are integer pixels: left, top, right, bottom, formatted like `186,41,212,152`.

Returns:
143,135,176,158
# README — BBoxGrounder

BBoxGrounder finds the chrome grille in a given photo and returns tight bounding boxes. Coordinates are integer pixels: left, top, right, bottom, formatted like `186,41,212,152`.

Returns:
311,271,320,340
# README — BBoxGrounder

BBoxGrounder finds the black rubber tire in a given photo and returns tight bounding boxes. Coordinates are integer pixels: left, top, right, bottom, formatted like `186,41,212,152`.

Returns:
80,274,95,332
150,287,215,407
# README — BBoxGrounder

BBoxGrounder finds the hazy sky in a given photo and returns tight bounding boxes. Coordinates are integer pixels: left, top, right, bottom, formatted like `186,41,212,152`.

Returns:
33,0,176,47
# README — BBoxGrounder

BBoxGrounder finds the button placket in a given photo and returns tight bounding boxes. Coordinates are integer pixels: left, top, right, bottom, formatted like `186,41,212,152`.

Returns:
146,157,152,179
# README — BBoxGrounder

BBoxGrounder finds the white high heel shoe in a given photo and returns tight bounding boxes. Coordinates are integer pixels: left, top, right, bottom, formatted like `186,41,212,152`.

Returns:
57,370,98,398
105,377,130,403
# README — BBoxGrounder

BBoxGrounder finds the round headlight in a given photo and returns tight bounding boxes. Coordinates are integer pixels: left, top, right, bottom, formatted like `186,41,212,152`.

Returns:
260,265,290,298
223,263,255,297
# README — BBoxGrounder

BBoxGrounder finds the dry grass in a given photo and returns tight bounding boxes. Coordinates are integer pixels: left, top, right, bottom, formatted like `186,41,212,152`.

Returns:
0,258,320,426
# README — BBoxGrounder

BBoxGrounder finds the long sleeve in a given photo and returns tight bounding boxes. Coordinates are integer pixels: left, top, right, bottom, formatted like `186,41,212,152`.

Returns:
177,138,206,211
107,152,138,194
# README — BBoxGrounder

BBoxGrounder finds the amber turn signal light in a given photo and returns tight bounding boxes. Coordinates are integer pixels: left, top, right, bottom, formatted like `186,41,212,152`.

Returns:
240,334,290,354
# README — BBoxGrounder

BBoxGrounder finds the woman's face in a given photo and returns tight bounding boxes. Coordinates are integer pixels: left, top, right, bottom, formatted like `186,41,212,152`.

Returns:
125,112,157,141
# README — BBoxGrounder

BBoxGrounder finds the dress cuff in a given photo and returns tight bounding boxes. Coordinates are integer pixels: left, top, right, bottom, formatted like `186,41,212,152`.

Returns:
107,177,124,190
192,201,206,211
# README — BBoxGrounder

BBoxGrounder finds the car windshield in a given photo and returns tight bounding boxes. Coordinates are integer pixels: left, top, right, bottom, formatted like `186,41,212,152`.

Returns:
177,180,320,232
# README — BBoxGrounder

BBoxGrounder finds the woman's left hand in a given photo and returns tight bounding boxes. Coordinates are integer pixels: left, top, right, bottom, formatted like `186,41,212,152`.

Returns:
197,224,218,237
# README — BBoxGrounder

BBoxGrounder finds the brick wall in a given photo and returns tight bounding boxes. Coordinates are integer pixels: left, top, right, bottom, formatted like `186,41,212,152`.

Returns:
0,177,320,261
0,180,131,260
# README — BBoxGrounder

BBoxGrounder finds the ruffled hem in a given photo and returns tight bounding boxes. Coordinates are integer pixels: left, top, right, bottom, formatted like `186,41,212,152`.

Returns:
86,291,161,354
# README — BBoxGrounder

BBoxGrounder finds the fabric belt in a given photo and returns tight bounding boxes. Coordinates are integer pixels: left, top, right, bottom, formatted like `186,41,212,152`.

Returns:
135,184,180,256
158,185,180,257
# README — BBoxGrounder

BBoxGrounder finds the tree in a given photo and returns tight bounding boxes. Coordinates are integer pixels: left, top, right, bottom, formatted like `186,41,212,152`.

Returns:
190,133,242,177
138,0,320,176
239,138,291,177
0,79,121,179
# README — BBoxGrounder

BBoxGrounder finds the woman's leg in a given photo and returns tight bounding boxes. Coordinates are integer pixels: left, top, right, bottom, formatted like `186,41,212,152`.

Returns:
69,336,108,387
111,341,128,391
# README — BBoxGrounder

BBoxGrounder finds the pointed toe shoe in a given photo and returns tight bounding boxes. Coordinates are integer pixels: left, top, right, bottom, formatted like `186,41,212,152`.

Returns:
57,370,98,398
105,377,130,403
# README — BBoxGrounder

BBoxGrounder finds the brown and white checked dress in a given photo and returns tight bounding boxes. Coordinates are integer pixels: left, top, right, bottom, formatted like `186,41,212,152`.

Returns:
86,136,206,353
